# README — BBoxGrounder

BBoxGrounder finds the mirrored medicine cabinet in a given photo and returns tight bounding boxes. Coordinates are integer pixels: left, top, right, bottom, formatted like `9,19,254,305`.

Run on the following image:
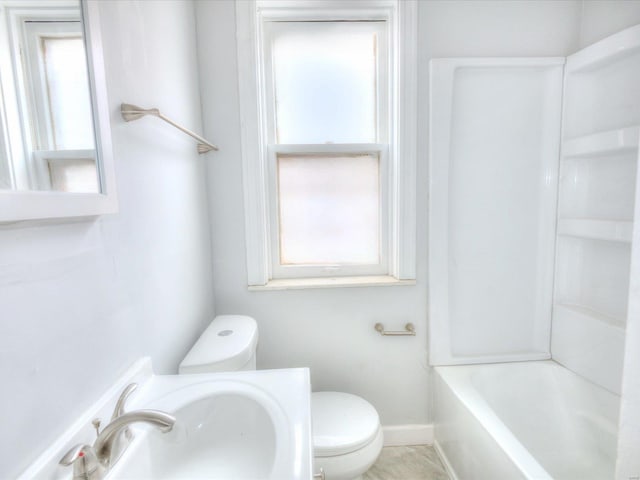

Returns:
0,0,116,222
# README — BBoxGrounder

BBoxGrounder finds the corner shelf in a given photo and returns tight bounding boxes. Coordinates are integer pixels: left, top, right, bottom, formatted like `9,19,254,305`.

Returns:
562,126,639,158
557,218,633,243
566,24,640,74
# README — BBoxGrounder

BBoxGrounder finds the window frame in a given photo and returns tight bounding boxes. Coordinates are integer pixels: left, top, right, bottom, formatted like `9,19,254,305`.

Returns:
21,20,97,191
0,1,96,191
263,17,390,279
236,0,417,288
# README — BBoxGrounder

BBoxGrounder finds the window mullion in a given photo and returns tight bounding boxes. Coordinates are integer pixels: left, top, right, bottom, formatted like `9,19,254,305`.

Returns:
269,143,386,155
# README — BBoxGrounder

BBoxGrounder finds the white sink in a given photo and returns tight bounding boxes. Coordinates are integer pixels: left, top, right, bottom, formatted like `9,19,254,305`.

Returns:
107,368,312,480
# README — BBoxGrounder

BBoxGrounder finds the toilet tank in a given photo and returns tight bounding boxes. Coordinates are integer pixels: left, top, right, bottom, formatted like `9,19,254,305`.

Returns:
179,315,258,374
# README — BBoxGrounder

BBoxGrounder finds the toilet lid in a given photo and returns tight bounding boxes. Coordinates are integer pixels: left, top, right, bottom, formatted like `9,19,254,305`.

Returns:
312,392,381,457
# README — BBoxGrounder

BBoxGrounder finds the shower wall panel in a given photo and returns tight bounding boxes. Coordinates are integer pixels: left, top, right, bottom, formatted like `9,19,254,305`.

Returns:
429,58,564,365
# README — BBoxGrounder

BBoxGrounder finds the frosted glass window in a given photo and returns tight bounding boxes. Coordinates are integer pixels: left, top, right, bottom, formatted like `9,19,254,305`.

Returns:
278,154,380,265
48,157,98,193
271,22,380,144
42,36,94,149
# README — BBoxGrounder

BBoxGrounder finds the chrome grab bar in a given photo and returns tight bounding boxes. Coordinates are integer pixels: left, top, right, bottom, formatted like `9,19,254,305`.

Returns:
374,322,416,336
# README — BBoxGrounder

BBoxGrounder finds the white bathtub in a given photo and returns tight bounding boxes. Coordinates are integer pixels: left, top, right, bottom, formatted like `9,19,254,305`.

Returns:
434,361,619,480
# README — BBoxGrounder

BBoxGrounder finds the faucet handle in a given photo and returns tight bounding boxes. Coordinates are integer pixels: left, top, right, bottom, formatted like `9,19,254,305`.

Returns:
59,444,103,479
91,418,101,437
111,383,138,421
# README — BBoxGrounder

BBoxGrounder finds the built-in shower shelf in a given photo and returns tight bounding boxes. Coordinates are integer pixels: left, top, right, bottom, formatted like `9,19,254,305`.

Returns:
554,303,626,330
566,24,640,73
557,218,633,243
562,126,639,158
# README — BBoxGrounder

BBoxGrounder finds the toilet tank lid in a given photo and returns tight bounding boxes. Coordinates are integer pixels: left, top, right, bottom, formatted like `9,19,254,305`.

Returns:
180,315,258,371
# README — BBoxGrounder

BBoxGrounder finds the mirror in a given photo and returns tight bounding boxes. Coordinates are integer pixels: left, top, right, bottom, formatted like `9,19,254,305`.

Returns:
0,0,117,222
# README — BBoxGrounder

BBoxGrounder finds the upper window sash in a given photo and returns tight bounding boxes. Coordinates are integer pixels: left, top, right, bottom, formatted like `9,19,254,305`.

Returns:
261,19,389,146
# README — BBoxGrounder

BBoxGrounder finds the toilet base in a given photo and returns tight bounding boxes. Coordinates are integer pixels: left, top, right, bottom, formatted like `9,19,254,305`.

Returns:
314,427,383,480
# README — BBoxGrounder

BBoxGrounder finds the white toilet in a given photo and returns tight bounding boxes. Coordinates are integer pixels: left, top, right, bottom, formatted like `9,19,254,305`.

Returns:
179,315,383,480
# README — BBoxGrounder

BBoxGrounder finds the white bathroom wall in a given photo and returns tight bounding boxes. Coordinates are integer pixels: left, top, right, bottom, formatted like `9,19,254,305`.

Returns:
0,1,214,477
197,0,581,428
579,0,640,47
420,0,580,58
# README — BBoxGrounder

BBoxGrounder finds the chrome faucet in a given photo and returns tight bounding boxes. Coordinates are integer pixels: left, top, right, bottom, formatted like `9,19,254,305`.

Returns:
59,383,176,479
93,409,175,466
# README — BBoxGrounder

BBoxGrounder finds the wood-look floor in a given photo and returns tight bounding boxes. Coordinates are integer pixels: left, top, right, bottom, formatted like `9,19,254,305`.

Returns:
363,445,450,480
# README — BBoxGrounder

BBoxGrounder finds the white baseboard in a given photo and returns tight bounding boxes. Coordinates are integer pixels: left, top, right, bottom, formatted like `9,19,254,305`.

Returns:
434,439,459,480
382,424,433,446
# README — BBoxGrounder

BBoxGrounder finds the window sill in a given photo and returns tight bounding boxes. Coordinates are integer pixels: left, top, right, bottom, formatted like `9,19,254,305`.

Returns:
248,275,416,291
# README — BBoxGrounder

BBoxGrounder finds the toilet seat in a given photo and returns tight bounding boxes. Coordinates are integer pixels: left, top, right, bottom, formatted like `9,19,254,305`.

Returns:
312,392,381,457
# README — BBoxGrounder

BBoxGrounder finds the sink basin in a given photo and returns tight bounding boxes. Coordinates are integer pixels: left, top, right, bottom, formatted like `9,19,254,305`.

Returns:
107,369,312,480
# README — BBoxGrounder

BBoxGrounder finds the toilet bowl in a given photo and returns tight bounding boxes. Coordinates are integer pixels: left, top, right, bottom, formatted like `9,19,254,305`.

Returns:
312,392,384,480
179,315,383,480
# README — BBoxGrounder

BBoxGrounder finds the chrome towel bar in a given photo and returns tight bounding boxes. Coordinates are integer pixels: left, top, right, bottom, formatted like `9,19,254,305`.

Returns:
121,103,218,154
374,322,416,336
